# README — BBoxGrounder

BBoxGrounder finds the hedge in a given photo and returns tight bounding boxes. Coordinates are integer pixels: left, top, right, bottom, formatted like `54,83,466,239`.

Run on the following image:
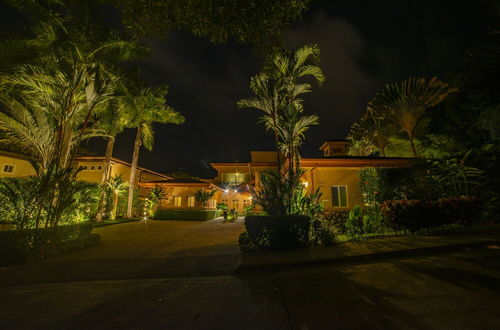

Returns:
381,197,481,233
152,209,222,221
0,223,100,266
241,215,310,251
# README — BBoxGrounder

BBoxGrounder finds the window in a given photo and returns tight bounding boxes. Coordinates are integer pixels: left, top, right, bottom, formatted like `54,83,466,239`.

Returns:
331,185,348,207
221,172,246,184
97,166,102,170
90,166,95,170
187,196,195,207
173,196,182,207
2,164,14,173
232,199,240,209
81,165,88,170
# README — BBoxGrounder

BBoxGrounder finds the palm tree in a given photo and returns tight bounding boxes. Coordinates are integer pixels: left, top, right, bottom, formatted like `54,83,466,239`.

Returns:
276,104,319,176
106,175,128,220
367,77,457,157
238,44,324,176
347,110,394,157
93,101,129,221
122,85,185,218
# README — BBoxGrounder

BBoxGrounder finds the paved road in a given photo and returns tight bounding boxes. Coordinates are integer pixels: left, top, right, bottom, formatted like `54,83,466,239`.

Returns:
1,220,500,329
1,247,499,329
0,218,246,286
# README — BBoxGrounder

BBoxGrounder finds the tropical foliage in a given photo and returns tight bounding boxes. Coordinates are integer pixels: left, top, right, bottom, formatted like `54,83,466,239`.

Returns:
367,77,457,157
122,84,185,218
194,189,216,208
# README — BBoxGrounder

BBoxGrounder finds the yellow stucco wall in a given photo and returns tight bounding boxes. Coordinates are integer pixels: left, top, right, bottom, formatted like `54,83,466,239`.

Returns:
0,154,36,178
306,167,363,210
73,160,166,184
212,162,366,211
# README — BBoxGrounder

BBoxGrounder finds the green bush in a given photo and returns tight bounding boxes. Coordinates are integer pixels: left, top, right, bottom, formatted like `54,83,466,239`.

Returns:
321,210,350,234
309,214,337,246
362,205,388,234
243,215,310,250
345,206,364,239
152,209,221,221
381,197,481,233
0,223,100,266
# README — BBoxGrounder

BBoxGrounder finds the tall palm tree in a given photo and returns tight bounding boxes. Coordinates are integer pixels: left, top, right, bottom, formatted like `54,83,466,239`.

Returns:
92,101,128,221
106,175,128,220
367,77,457,157
275,104,319,177
122,85,185,218
238,44,324,176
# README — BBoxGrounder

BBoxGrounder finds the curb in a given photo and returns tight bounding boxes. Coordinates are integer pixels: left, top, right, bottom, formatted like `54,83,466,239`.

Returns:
235,240,500,274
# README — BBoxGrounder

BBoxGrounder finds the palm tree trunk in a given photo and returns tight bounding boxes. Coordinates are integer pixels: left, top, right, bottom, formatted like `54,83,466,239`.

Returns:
127,126,142,218
407,132,418,158
111,192,118,220
60,128,73,169
96,137,115,221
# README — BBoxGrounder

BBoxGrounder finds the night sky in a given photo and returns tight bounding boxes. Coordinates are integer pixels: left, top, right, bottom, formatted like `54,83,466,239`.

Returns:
2,1,498,177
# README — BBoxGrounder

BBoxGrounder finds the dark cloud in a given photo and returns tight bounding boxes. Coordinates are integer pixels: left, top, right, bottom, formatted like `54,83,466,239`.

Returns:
285,14,380,153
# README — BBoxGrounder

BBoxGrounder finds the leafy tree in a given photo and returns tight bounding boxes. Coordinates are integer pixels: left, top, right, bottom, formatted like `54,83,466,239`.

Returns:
113,0,310,50
121,85,185,218
367,77,457,157
194,189,216,208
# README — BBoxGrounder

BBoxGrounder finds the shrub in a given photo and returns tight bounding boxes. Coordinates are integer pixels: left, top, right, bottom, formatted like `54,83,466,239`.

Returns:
381,197,481,233
153,209,221,221
321,210,350,235
0,223,100,266
345,206,364,238
217,202,228,211
309,213,337,246
362,205,388,234
0,172,99,229
243,215,310,250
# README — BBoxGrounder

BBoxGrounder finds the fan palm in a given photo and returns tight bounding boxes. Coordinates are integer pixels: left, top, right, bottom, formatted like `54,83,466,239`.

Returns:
122,85,185,218
367,77,457,157
347,110,394,157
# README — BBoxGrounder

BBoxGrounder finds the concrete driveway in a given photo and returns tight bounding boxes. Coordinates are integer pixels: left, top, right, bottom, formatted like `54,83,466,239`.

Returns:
0,218,246,286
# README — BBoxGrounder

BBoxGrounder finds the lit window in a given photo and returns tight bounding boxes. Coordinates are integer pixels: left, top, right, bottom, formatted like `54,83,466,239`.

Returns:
174,196,182,207
187,196,195,207
232,199,240,209
2,164,14,173
222,172,246,184
331,185,348,207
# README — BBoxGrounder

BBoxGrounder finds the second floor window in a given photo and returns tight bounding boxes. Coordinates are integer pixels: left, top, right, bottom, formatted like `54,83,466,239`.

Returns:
187,196,195,207
173,196,182,207
221,172,247,184
2,164,14,173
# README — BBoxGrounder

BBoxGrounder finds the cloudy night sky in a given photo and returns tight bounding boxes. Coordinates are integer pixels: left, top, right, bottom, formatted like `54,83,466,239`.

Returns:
2,0,498,176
